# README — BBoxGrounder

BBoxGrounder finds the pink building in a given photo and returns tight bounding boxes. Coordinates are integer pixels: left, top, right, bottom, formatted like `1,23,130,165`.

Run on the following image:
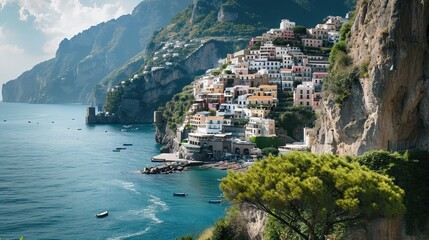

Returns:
259,43,276,60
312,72,328,87
308,28,329,40
301,38,323,48
293,83,319,110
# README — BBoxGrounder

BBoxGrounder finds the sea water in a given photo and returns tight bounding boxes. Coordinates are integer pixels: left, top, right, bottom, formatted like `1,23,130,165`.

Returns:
0,102,227,240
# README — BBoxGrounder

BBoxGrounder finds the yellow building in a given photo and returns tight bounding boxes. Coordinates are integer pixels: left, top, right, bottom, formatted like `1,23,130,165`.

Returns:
251,108,271,118
247,95,276,106
189,113,207,129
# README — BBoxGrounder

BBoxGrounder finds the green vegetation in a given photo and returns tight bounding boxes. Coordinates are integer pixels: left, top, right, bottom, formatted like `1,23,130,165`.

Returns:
293,26,308,36
104,88,123,113
272,38,302,47
158,85,195,130
209,207,248,240
176,235,194,240
250,136,285,149
324,14,361,105
356,150,429,234
278,106,316,139
261,147,279,156
220,152,405,240
146,1,266,56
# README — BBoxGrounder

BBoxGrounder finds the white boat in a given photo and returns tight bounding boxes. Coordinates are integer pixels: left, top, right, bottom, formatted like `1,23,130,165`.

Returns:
173,192,187,197
208,199,222,203
96,211,109,218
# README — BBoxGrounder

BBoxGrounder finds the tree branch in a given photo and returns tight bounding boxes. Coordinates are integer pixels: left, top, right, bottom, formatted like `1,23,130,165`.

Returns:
249,200,310,240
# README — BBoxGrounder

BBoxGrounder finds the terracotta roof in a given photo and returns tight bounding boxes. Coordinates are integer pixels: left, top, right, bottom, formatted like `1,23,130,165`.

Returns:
259,84,276,88
248,96,274,100
207,116,225,120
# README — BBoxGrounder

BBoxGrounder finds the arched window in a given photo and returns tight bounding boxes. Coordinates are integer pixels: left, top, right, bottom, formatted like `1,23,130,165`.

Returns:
243,148,250,155
235,148,241,155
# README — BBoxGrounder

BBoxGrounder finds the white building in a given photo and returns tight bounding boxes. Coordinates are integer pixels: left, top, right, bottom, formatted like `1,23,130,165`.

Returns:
245,117,276,140
280,19,296,31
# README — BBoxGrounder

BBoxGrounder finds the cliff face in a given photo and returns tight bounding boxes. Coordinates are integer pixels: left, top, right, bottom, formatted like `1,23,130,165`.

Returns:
314,0,429,155
2,0,191,104
108,40,245,124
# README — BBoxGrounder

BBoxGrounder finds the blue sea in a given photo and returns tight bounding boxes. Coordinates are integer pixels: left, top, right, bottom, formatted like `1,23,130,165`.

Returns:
0,102,227,240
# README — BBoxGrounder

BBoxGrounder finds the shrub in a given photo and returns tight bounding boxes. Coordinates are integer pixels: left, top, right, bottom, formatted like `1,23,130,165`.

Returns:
261,147,279,156
250,136,285,149
176,235,194,240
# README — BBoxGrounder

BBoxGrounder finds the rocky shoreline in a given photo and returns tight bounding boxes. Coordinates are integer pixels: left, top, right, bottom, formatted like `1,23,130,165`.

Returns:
140,160,253,175
140,162,189,174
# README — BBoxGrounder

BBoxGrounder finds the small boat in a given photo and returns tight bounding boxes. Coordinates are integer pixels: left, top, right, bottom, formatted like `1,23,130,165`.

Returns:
173,193,187,197
77,128,82,131
116,147,126,150
216,178,222,182
96,211,109,218
123,144,133,146
112,149,120,152
208,199,223,204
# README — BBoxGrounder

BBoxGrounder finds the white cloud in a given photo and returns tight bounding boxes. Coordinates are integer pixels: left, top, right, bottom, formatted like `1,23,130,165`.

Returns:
0,0,13,10
0,44,24,54
2,0,133,54
18,7,28,21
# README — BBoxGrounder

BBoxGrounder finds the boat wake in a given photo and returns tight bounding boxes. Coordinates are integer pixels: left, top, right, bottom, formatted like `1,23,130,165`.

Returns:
110,180,140,194
121,181,140,194
107,227,150,240
129,195,168,224
109,196,168,240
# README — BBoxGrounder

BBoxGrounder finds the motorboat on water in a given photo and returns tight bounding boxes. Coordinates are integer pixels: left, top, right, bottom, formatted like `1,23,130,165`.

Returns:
173,193,187,197
96,211,109,218
123,143,133,146
208,199,223,203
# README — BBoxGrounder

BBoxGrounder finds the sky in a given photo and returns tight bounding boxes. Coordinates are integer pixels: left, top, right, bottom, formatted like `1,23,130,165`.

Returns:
0,0,142,100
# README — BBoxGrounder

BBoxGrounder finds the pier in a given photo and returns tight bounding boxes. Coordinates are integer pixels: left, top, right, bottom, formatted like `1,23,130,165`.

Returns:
151,153,204,166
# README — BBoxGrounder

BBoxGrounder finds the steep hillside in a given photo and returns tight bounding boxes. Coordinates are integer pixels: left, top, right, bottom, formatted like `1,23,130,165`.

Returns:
145,0,351,55
2,0,191,104
313,0,429,155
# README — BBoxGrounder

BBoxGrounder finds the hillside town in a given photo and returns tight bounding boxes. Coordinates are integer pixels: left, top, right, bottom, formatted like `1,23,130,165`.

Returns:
151,15,349,162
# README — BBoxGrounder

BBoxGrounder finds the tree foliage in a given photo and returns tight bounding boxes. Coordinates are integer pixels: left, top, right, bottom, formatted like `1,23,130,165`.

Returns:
356,150,429,234
159,84,195,130
220,152,405,240
293,26,308,36
278,106,316,139
261,147,279,156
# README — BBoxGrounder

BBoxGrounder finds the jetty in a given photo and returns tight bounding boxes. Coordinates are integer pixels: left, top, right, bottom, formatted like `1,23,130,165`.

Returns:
140,161,189,174
151,153,203,166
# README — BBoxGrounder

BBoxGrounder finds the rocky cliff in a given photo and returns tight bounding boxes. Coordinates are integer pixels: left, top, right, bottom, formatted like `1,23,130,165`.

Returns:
104,39,246,124
2,0,191,104
313,0,429,155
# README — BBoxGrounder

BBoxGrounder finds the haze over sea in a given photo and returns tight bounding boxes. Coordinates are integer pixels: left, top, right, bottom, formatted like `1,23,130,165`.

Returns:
0,102,227,240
